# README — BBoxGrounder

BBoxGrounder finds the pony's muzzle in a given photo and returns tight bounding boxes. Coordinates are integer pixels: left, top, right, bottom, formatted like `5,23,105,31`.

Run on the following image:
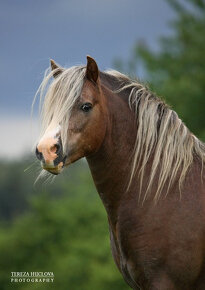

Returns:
36,137,66,174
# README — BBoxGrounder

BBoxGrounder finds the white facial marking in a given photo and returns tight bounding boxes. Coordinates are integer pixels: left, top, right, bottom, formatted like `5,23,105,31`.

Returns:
37,125,62,168
38,125,61,145
44,125,61,139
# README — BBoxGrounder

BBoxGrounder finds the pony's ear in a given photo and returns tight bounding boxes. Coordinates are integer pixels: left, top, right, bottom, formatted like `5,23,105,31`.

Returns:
50,59,63,78
86,56,98,83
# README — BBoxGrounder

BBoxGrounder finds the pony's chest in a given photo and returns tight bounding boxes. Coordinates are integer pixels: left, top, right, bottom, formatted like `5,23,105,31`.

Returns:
110,222,147,288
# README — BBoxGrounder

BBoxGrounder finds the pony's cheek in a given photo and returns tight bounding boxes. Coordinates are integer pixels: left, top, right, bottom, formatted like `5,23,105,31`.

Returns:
66,133,81,151
65,133,86,158
65,131,96,161
64,141,86,166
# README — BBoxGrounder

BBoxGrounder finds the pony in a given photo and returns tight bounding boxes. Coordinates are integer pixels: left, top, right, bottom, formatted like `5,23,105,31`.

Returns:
35,56,205,289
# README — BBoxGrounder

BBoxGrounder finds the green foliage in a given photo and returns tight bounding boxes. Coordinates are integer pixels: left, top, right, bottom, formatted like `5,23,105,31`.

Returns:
115,0,205,140
0,158,128,290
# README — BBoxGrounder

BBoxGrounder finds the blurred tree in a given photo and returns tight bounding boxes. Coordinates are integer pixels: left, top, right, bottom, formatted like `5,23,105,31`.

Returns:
0,159,128,290
115,0,205,140
0,193,128,290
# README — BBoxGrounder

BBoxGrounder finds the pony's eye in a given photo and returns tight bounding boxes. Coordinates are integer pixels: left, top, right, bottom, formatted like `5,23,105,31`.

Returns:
81,103,93,112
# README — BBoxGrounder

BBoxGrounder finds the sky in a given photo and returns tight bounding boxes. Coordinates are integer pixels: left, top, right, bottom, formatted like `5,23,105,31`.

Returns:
0,0,174,158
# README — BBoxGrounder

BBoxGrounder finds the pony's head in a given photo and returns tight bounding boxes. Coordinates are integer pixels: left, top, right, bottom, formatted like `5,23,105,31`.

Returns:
35,56,107,175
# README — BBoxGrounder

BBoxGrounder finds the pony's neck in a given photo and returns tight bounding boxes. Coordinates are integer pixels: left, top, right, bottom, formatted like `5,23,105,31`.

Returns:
87,83,137,222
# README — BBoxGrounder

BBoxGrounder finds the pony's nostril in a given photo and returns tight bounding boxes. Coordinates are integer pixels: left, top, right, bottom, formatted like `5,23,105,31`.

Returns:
54,140,62,156
50,142,62,155
55,143,61,155
50,143,61,155
35,146,43,161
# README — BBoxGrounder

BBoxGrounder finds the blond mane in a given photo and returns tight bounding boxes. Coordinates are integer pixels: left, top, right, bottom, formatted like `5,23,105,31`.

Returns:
34,65,86,152
34,65,205,201
106,70,205,201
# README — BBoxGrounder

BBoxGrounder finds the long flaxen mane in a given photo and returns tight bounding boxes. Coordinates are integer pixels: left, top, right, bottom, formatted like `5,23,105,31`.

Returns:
34,65,86,151
35,64,205,201
106,70,205,201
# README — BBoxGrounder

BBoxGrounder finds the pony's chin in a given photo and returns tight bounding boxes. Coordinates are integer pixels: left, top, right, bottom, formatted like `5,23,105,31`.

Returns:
43,161,64,175
46,168,61,175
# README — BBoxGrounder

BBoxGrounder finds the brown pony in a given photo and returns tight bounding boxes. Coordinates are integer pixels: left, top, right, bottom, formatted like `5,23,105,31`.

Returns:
35,56,205,289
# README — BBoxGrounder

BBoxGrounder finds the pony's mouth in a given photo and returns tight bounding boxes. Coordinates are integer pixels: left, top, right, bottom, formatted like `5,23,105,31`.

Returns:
42,156,67,175
42,162,63,175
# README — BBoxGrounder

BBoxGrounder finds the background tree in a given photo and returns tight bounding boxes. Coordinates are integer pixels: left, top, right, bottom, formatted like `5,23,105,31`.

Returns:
0,159,128,290
115,0,205,140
